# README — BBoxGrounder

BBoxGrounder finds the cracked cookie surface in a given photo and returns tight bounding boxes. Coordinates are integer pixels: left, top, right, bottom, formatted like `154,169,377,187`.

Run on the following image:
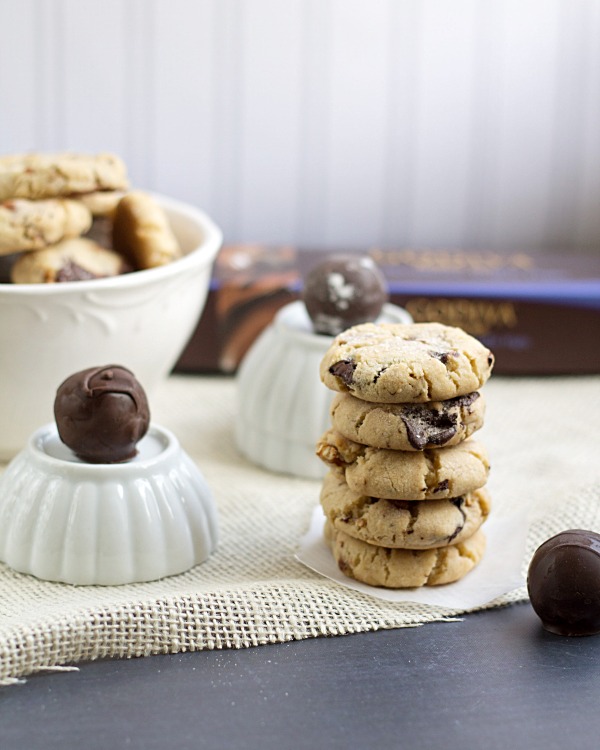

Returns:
320,470,491,549
325,520,486,587
0,198,92,254
0,152,129,201
329,390,485,451
316,429,490,500
320,321,494,403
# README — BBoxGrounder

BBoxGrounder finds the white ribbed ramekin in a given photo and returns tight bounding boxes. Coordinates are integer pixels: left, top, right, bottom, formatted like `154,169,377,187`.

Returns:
0,423,218,585
235,300,412,479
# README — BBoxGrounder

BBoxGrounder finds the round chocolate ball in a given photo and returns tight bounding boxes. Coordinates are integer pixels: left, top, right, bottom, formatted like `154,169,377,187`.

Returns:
302,254,388,335
527,529,600,636
54,365,150,463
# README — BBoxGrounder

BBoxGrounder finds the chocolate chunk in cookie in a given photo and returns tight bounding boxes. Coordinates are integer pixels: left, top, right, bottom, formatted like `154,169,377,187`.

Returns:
329,392,485,452
10,237,130,284
329,360,356,386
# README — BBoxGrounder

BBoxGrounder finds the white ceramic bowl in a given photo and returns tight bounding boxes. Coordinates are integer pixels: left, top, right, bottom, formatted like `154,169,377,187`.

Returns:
235,301,413,479
0,194,222,460
0,423,218,585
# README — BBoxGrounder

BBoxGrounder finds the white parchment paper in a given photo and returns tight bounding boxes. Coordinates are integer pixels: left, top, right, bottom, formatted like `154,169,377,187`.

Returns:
296,505,528,608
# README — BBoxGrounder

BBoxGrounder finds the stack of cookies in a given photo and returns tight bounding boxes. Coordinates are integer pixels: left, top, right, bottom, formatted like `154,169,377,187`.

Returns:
315,321,495,589
0,151,181,283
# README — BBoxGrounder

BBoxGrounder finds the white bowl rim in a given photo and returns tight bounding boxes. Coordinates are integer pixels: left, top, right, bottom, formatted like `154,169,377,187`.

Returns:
0,193,223,296
26,421,182,474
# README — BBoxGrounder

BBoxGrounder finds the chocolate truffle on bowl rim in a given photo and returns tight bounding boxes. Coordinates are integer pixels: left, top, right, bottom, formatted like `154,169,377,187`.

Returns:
302,254,388,336
54,364,150,464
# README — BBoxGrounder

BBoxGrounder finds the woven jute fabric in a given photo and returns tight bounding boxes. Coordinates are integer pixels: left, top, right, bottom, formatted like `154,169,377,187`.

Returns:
1,375,599,685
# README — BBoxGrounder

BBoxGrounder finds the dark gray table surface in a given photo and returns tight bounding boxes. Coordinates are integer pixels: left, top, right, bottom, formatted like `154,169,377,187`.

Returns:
1,601,599,750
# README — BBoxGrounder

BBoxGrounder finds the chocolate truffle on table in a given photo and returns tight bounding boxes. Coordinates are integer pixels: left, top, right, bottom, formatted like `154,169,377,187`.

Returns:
527,529,600,636
54,365,150,463
302,254,388,335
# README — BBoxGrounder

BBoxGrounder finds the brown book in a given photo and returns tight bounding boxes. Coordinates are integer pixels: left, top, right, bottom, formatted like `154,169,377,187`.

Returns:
175,245,600,376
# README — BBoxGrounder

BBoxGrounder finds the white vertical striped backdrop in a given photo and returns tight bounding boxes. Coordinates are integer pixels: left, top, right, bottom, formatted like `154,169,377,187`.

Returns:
1,0,599,252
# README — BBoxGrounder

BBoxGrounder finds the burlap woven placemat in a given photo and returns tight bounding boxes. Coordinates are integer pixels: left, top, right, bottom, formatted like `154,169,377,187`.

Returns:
1,375,599,685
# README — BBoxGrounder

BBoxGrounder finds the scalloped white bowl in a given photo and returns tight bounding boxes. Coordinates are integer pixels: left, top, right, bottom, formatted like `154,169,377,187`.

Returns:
235,301,412,479
0,423,218,585
0,195,222,460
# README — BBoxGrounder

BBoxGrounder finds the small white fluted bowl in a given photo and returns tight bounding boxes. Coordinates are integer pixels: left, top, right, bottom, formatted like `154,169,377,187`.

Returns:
0,423,218,585
235,301,412,479
0,194,222,461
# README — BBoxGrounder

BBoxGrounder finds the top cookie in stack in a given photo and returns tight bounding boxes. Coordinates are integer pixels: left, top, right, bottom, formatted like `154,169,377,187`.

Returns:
320,321,493,403
316,321,495,589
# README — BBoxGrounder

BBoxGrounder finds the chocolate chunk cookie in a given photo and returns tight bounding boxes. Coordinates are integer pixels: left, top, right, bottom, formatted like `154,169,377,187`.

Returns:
0,198,92,253
0,152,129,201
329,391,484,451
320,322,494,403
11,237,130,283
320,470,491,549
325,520,486,587
112,191,181,270
316,429,490,500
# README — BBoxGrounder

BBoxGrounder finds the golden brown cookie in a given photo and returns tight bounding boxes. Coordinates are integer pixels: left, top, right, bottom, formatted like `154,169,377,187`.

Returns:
316,429,490,500
0,152,128,201
11,237,129,283
76,190,127,218
112,191,181,269
320,322,494,403
0,198,92,254
320,470,491,549
329,391,485,451
325,520,486,587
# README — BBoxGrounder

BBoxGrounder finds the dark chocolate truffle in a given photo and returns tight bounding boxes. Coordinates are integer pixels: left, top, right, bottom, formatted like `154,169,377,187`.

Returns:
302,254,388,335
527,529,600,636
54,365,150,463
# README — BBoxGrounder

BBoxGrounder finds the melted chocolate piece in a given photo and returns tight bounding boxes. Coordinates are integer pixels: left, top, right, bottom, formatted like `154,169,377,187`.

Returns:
400,392,480,450
55,261,99,283
430,351,450,364
329,360,356,387
429,349,460,366
446,497,466,543
455,392,480,409
527,529,600,636
433,479,449,494
401,405,456,450
302,254,388,335
54,365,150,463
